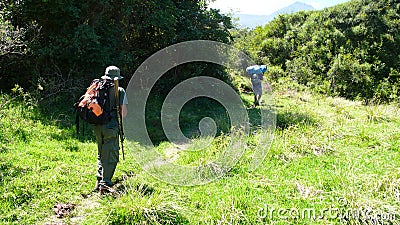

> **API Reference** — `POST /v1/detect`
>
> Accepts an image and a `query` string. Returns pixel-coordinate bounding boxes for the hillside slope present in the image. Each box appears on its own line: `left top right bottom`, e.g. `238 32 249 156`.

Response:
238 0 400 102
1 81 399 224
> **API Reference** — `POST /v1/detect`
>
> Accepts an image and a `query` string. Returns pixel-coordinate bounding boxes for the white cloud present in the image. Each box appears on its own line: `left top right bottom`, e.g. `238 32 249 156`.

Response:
209 0 294 15
208 0 350 15
308 2 323 9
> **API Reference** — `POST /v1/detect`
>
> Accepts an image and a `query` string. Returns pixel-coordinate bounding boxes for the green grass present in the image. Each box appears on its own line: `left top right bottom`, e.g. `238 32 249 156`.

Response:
1 83 399 224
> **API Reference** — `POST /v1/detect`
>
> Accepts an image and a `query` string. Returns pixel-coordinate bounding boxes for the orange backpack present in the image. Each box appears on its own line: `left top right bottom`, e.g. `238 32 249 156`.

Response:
75 79 115 131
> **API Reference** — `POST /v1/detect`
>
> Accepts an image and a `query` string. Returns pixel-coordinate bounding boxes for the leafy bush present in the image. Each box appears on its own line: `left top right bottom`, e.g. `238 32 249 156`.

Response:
328 53 373 99
235 0 400 102
373 77 400 104
0 0 233 97
266 65 286 81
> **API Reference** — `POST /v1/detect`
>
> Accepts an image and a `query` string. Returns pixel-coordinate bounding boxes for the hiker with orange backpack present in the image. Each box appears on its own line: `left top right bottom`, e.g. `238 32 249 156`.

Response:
94 66 127 193
76 65 128 194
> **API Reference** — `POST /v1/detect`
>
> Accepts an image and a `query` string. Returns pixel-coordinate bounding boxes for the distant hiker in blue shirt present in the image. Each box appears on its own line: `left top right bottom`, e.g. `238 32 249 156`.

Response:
246 65 267 107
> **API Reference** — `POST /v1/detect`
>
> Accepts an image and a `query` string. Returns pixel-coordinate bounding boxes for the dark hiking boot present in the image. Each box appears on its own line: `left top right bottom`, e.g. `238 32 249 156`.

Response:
99 184 115 195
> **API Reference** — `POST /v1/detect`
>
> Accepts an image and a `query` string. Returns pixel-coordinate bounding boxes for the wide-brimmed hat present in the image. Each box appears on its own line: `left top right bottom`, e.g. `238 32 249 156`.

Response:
101 66 124 80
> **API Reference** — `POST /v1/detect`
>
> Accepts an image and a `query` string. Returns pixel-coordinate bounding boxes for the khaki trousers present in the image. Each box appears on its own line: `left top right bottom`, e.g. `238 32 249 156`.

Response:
93 125 119 186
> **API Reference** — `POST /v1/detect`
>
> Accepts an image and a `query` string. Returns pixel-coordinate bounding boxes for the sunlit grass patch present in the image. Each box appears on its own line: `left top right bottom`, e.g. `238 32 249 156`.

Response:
1 87 400 224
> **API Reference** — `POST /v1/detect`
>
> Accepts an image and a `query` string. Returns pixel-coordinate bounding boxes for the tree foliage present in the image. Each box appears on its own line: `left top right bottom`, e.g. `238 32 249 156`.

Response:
235 0 400 102
0 0 232 97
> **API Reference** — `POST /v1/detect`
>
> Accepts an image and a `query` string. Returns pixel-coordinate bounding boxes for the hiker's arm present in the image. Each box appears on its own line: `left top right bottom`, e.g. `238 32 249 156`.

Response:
121 104 127 118
118 88 128 118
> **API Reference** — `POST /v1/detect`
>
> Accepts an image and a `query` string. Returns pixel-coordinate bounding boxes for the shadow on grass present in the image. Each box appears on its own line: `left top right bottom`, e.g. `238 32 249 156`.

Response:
247 107 263 129
140 105 318 146
36 96 97 143
145 97 231 146
276 111 317 129
27 88 318 148
247 106 317 130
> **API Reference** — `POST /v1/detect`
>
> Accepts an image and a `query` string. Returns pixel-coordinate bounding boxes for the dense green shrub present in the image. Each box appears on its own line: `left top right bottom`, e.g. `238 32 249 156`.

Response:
0 0 233 97
234 0 400 102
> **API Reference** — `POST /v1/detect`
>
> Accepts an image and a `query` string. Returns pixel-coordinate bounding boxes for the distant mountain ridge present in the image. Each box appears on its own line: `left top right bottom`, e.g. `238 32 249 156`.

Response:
234 1 315 28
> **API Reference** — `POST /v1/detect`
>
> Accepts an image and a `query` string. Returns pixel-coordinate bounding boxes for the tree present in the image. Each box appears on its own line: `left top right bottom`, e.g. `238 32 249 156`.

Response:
0 11 39 88
0 0 233 97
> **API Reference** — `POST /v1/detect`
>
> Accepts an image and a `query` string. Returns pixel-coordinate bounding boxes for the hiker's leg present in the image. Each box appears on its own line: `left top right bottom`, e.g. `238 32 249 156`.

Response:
102 148 119 186
102 159 117 186
99 127 119 187
93 125 104 186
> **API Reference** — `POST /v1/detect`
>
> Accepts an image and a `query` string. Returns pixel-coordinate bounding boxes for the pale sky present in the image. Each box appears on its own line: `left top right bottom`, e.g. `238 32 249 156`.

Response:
208 0 351 15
